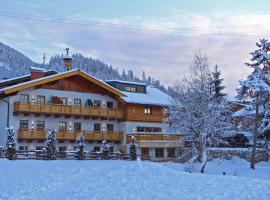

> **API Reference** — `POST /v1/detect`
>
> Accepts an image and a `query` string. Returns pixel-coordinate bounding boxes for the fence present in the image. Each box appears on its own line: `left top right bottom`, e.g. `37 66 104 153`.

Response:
0 149 150 161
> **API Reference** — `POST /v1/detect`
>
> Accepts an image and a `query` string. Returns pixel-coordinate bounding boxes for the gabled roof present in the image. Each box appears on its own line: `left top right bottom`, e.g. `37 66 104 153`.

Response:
0 69 125 97
121 85 171 106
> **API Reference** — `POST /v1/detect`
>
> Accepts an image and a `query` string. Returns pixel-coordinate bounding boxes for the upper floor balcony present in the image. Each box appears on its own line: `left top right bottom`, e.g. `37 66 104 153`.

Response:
17 129 123 142
14 102 124 119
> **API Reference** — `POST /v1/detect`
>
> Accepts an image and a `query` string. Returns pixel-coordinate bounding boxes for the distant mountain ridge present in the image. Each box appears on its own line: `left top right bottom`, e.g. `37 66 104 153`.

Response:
0 41 175 95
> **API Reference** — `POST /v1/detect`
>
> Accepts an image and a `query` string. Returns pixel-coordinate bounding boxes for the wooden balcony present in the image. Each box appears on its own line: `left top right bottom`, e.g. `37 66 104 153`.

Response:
14 102 123 119
126 133 183 143
17 129 122 142
18 129 46 140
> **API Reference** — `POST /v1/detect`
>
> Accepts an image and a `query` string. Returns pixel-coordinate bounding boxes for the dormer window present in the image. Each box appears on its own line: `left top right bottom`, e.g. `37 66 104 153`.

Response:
126 86 136 92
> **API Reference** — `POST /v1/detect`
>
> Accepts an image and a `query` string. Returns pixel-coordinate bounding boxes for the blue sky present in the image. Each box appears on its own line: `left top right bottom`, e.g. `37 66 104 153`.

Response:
1 0 270 97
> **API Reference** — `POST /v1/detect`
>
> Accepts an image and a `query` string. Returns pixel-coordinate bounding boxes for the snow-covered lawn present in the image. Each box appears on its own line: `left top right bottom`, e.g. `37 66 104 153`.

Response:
0 159 270 200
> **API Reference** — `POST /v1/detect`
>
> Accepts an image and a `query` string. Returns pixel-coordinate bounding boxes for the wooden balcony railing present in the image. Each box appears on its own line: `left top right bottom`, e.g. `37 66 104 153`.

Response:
14 102 123 119
126 133 183 143
17 129 123 142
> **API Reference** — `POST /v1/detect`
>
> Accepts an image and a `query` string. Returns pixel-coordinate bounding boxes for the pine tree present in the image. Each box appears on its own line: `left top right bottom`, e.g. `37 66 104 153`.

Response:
246 39 270 73
210 65 226 101
129 136 137 160
75 133 85 160
44 130 57 160
237 67 270 169
100 140 110 159
6 127 16 160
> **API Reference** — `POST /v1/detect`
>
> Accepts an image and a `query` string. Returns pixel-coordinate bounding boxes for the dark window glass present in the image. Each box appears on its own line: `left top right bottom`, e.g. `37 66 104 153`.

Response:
94 123 101 132
19 146 28 151
155 148 164 158
136 127 161 133
107 124 114 132
107 101 113 108
36 121 45 130
94 146 100 152
20 120 28 129
74 122 81 131
59 146 67 152
94 100 101 108
36 146 43 150
59 122 67 131
20 94 29 103
85 99 93 107
74 98 81 106
37 96 45 104
167 148 175 158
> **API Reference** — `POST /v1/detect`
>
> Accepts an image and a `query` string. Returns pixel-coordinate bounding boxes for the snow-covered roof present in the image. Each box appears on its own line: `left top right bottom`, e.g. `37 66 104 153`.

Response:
30 66 47 72
0 69 57 84
121 85 171 106
106 80 147 86
232 106 264 118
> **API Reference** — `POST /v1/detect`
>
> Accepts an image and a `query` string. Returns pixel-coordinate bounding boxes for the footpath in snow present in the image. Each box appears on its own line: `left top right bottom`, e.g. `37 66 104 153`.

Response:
0 159 269 200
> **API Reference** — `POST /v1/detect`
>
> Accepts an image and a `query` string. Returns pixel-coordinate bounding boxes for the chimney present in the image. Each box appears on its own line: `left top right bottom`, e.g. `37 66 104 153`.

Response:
63 48 73 71
30 67 45 80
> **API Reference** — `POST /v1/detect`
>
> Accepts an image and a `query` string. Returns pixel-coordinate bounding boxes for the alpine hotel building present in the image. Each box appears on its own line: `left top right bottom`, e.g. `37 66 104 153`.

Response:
0 55 183 160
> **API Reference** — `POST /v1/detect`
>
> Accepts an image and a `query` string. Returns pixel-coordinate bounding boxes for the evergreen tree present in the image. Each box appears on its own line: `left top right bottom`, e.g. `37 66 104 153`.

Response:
44 130 57 160
210 65 226 101
237 67 270 169
246 39 270 73
75 133 85 160
100 140 110 159
6 127 16 160
129 136 137 160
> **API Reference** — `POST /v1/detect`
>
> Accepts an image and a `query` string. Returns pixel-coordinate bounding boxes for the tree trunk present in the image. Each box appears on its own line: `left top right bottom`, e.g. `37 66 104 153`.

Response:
251 93 259 169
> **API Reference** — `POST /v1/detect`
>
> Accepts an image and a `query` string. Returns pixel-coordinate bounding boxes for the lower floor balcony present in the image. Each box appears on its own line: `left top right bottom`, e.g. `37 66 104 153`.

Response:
17 129 123 142
126 133 183 148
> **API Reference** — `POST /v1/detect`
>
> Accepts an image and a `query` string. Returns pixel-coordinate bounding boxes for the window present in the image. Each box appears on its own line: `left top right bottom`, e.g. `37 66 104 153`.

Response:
107 101 114 108
60 97 67 105
125 86 136 92
19 146 28 151
107 124 114 132
59 146 67 152
20 94 29 103
74 98 81 106
74 122 81 131
155 148 164 158
94 123 101 132
94 146 100 152
36 121 45 130
36 146 44 151
167 148 175 158
59 122 67 132
136 127 162 133
20 120 28 130
85 99 93 107
94 100 101 108
37 96 45 104
144 106 152 115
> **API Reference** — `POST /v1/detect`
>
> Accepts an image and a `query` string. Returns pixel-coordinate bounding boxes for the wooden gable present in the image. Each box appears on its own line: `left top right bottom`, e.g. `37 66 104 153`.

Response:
39 75 113 95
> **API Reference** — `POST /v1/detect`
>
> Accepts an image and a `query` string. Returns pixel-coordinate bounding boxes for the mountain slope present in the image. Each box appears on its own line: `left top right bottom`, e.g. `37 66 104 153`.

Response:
0 42 172 94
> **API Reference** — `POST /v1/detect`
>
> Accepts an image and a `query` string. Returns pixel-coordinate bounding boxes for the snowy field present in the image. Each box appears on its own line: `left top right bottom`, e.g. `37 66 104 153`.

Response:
0 159 270 200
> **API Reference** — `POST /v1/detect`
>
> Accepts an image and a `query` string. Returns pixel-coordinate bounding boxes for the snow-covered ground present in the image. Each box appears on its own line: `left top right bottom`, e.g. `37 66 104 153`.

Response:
0 158 269 200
